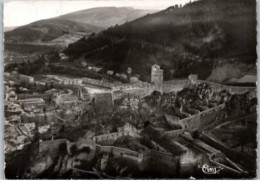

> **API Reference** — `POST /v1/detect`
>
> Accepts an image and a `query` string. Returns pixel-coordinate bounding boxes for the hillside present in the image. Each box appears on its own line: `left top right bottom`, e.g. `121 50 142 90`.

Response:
4 26 17 32
64 0 256 83
5 19 101 47
57 7 157 29
5 7 155 54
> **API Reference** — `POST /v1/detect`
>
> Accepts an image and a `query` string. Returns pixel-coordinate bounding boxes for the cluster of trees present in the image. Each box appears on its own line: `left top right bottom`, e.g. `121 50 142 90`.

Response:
14 56 45 75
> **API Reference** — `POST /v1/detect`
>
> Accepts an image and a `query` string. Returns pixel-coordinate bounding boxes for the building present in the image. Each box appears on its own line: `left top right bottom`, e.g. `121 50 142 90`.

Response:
59 53 69 61
130 76 139 84
117 122 139 133
92 66 102 72
4 102 23 117
107 70 114 75
18 98 45 112
151 64 164 94
18 93 52 102
54 93 79 107
77 88 91 102
188 74 198 85
19 74 34 84
94 92 114 114
62 78 82 86
21 111 57 125
6 115 21 124
6 91 17 102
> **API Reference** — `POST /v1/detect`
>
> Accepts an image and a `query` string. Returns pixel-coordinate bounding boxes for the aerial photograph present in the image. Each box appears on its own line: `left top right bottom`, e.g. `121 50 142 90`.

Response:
3 0 257 179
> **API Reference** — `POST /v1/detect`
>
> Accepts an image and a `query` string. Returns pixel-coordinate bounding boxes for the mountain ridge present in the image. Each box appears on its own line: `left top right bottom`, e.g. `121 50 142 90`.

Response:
57 7 157 28
5 7 155 49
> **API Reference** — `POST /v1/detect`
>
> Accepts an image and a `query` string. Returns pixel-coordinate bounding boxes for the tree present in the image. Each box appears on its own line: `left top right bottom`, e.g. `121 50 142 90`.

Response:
192 130 199 139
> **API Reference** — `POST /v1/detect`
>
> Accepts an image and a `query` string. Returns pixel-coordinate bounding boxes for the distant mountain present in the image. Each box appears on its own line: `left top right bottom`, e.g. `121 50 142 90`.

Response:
64 0 256 83
57 7 157 29
4 26 17 32
5 19 101 47
5 7 155 52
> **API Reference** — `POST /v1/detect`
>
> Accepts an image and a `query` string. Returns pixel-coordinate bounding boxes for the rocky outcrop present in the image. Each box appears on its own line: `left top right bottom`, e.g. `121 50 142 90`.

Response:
6 139 97 179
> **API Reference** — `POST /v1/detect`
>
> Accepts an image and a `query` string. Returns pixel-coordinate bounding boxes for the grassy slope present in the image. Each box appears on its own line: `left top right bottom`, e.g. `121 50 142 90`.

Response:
57 7 156 28
5 19 100 43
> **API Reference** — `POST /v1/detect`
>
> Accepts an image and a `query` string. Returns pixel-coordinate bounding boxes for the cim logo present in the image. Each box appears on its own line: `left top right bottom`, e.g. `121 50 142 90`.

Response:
201 164 223 174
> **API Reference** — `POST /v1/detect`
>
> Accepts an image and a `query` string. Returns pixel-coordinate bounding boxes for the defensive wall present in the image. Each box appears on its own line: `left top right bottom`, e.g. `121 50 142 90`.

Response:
112 84 156 100
165 129 183 137
96 143 180 173
18 93 52 102
93 131 141 145
82 77 115 89
179 104 225 132
163 79 189 93
163 104 225 134
197 80 256 97
112 78 256 101
163 79 256 97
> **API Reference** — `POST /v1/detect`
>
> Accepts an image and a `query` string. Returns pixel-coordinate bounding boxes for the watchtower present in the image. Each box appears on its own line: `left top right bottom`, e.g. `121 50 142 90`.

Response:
151 64 164 94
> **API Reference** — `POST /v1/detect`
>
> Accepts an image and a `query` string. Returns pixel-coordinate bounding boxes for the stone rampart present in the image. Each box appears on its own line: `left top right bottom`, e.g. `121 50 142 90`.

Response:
113 84 156 100
197 80 256 97
165 129 183 137
93 131 140 144
82 77 114 88
163 79 256 96
96 143 180 168
179 104 225 132
163 79 189 93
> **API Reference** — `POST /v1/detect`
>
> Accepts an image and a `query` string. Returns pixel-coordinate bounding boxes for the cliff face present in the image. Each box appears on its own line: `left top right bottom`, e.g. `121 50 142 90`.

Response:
5 139 98 179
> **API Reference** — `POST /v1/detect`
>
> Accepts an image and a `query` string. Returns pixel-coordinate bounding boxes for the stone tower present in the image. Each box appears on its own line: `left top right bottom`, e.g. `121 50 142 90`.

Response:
77 88 83 100
151 64 164 94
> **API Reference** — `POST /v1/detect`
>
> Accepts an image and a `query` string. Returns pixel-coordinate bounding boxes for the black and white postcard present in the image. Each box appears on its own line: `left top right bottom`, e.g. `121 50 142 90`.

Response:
3 0 257 179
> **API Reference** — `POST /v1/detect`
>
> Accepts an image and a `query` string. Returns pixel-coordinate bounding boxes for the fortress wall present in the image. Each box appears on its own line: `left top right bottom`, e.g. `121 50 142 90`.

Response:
180 114 200 131
112 146 139 157
96 144 139 157
165 129 183 137
82 77 114 88
96 143 191 176
162 79 255 96
150 140 167 152
113 78 255 101
198 80 256 97
180 104 225 132
163 79 189 93
113 84 156 100
96 143 179 165
94 131 140 143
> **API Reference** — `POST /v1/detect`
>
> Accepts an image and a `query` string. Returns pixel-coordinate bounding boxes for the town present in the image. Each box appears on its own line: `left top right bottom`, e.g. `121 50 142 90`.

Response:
4 59 257 178
3 0 257 178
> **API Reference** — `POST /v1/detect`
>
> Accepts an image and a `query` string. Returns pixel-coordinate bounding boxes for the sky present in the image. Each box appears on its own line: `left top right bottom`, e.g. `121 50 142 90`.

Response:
4 0 193 27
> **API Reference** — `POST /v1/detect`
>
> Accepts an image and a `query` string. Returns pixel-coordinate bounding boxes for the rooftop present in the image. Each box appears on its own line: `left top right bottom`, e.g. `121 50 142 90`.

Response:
60 94 78 103
18 98 45 104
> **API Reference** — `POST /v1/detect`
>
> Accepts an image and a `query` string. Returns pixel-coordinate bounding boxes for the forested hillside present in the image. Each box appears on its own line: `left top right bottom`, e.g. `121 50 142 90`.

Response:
64 0 256 82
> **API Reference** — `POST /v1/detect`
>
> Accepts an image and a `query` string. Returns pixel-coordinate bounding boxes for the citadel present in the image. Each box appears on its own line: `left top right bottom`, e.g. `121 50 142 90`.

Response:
4 63 257 178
